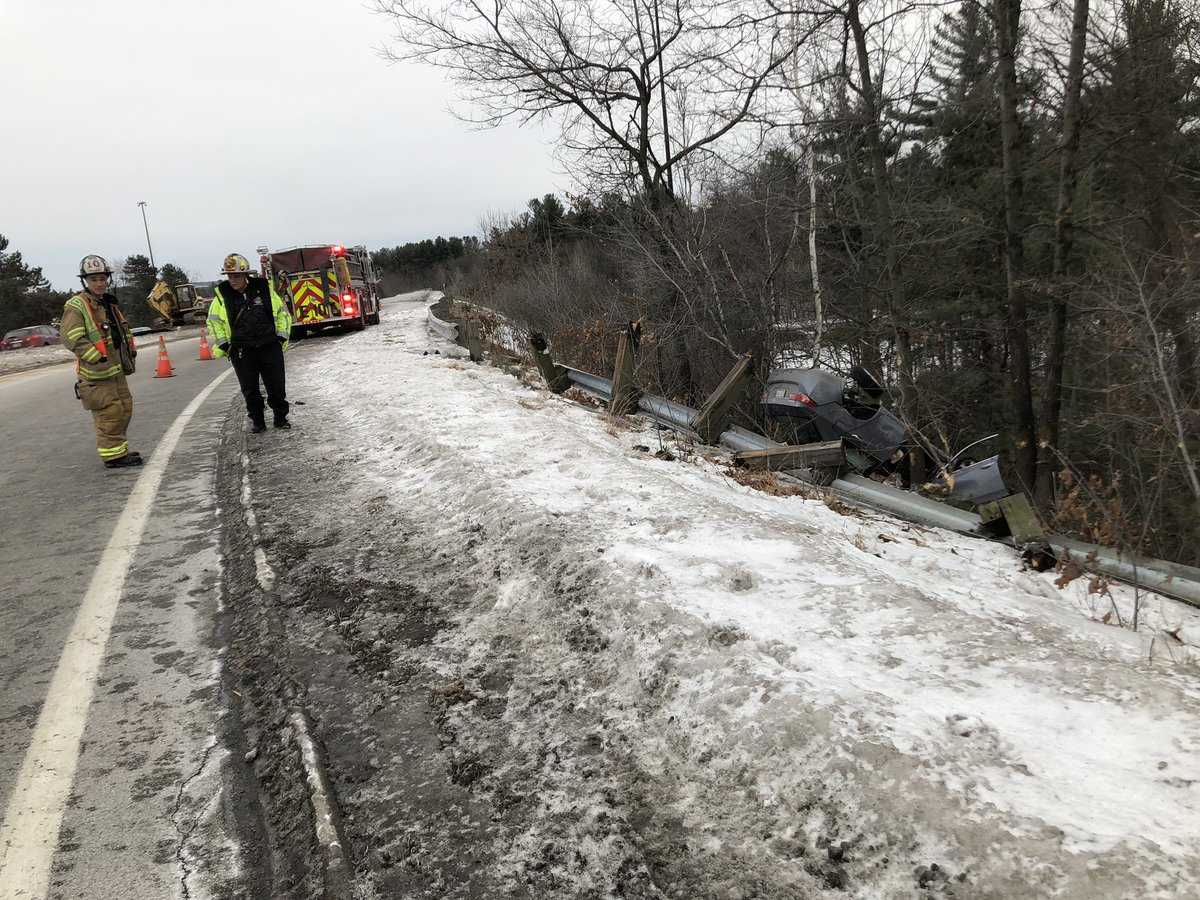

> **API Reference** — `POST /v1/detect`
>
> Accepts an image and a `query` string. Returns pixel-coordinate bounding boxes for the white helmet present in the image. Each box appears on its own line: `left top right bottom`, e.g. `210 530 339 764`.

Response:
79 254 113 278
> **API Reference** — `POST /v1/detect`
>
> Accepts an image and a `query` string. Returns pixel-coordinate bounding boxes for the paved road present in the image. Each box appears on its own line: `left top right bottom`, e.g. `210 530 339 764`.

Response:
0 338 258 899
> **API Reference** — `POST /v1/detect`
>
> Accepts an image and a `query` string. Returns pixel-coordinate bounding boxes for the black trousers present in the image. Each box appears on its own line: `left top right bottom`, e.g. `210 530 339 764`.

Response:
231 341 289 423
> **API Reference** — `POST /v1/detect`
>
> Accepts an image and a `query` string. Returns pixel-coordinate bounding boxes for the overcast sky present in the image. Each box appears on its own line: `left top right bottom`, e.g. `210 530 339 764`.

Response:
3 0 561 290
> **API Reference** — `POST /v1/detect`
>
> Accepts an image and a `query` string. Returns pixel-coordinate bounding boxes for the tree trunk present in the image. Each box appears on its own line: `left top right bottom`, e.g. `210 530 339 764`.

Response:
995 0 1037 492
807 143 824 365
1035 0 1089 506
847 0 925 483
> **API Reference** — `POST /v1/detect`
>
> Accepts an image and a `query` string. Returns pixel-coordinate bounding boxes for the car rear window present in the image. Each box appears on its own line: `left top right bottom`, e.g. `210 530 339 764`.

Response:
4 328 38 339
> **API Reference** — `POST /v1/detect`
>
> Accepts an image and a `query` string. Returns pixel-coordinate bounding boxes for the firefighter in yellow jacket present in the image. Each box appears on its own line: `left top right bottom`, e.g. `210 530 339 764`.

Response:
60 254 142 468
207 253 293 432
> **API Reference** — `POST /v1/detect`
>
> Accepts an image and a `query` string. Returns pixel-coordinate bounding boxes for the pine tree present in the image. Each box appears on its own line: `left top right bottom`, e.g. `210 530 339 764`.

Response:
925 1 1001 183
898 3 1011 450
1089 0 1200 402
159 263 190 288
0 235 50 296
0 235 64 334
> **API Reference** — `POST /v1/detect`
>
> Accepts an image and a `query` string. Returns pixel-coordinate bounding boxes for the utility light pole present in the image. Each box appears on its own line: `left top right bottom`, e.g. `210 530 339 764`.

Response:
137 201 156 269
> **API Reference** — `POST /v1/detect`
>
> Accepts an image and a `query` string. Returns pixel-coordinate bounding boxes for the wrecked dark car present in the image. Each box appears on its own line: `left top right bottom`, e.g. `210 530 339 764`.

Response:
761 366 1008 505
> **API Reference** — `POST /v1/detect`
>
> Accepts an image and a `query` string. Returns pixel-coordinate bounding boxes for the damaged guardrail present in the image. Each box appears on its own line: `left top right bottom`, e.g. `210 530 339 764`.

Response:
526 327 1200 610
428 296 483 362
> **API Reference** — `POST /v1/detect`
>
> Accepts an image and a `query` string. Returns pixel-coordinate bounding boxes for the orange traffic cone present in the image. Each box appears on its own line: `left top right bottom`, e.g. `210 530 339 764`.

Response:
198 329 214 361
153 335 176 378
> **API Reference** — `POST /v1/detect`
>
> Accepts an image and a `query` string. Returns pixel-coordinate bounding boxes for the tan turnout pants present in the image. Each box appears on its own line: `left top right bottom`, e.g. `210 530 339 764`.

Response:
78 374 133 461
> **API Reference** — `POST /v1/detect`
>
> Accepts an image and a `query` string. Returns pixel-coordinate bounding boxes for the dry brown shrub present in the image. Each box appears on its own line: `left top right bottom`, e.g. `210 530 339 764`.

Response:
725 467 810 497
820 492 869 517
1051 470 1140 550
515 367 543 390
604 414 637 435
551 319 615 375
564 386 604 407
1054 556 1086 589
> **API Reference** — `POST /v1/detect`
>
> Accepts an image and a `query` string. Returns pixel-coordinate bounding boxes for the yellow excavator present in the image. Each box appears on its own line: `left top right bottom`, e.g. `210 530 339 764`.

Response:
146 281 214 329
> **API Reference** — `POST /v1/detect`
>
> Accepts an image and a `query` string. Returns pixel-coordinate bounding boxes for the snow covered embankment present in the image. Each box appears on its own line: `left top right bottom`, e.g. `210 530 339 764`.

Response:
275 292 1200 898
0 343 74 375
0 327 203 377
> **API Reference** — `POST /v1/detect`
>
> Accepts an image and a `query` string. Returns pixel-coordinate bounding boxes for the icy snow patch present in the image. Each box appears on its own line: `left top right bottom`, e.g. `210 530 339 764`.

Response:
277 291 1200 895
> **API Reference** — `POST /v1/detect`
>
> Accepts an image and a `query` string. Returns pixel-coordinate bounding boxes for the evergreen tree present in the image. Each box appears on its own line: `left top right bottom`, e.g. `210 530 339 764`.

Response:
527 194 566 243
160 263 190 287
902 2 1012 448
0 235 65 333
0 234 50 297
924 1 1000 181
118 254 158 297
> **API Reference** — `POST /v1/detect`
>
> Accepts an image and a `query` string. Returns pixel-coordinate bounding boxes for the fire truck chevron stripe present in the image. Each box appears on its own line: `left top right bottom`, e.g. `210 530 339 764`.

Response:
291 281 325 303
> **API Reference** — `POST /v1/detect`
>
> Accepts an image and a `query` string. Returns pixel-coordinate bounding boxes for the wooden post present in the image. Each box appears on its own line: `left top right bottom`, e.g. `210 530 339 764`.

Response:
464 317 483 363
529 332 570 393
978 493 1046 545
610 321 641 415
691 354 754 444
732 440 846 472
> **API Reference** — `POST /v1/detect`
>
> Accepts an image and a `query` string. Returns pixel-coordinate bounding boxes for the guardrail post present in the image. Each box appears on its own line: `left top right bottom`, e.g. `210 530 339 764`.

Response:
463 316 483 363
977 493 1046 546
691 354 754 444
610 321 641 416
529 332 570 393
732 440 846 472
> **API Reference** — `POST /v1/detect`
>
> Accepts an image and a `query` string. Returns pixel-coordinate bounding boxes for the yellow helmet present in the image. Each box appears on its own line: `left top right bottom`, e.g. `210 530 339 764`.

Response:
220 253 254 275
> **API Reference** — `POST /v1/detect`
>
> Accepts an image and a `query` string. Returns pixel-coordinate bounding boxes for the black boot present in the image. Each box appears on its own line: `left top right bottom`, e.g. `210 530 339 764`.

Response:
250 418 267 433
104 453 144 469
273 415 291 430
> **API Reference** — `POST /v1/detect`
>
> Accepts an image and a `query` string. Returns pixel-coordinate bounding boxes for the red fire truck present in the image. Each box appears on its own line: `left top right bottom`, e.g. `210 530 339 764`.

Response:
259 243 381 336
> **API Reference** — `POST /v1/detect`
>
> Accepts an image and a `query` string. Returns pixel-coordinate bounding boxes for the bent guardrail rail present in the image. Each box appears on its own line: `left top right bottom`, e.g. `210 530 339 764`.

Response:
541 352 1200 609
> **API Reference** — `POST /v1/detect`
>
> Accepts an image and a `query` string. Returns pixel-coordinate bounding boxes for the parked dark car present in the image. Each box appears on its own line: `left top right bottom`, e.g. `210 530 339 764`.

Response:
0 325 61 351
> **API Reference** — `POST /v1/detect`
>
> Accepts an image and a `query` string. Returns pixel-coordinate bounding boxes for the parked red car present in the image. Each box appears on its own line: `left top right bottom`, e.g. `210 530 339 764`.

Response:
0 325 61 351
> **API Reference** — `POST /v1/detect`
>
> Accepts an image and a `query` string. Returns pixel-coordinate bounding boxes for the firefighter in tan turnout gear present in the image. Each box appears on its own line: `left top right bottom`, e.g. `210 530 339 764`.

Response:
60 255 142 468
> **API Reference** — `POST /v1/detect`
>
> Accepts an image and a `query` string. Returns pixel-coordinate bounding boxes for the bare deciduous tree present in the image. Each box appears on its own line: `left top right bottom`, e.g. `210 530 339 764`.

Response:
375 0 829 204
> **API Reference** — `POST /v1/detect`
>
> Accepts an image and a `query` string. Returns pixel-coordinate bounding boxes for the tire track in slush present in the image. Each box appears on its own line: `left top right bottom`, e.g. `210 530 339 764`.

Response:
238 448 350 897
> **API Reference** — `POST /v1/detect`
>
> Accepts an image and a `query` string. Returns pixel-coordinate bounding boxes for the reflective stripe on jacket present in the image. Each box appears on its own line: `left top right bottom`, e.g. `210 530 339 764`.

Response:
207 277 292 359
61 293 131 381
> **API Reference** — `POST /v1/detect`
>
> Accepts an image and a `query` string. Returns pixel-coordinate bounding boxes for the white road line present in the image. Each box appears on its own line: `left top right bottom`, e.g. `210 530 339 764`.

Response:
0 368 233 900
